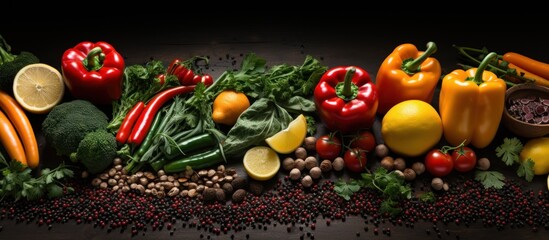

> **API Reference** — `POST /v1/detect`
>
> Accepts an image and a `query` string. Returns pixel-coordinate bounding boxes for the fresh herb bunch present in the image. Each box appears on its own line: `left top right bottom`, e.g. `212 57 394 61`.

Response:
107 60 179 133
335 167 412 216
495 137 535 182
0 154 74 201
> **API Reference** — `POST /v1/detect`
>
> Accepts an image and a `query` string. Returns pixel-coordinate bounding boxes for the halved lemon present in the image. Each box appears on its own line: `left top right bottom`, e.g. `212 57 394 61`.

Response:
243 146 280 181
265 114 307 154
13 63 64 114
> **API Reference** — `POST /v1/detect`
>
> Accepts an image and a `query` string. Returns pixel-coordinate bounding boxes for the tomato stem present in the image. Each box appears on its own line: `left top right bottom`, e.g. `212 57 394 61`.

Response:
440 140 466 154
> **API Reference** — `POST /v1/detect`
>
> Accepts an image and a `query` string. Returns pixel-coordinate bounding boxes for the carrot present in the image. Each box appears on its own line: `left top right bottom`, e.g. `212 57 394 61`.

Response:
0 110 27 166
503 52 549 81
507 63 549 88
0 90 39 168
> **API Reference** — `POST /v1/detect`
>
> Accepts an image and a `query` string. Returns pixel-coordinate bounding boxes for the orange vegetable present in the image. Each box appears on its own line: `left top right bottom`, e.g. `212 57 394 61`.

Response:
503 52 549 81
507 62 549 88
0 110 27 166
0 90 39 168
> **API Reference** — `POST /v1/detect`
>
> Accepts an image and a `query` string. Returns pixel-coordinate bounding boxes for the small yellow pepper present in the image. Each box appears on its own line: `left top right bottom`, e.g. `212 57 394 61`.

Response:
439 52 506 149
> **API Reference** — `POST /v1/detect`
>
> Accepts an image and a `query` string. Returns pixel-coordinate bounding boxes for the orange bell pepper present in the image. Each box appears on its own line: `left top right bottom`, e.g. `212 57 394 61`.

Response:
376 42 441 115
439 52 506 149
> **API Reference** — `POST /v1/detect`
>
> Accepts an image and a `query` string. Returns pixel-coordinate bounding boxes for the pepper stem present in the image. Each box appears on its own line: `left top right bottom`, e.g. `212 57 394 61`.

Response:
83 47 105 72
342 67 356 98
471 52 497 85
403 42 437 74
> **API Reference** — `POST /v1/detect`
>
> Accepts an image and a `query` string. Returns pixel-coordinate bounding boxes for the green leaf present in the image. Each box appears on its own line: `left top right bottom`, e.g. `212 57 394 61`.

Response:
45 174 54 184
334 179 362 201
495 137 523 166
222 98 293 158
46 184 63 198
380 199 401 216
41 168 51 175
475 170 505 189
517 158 535 182
419 192 436 203
276 96 316 114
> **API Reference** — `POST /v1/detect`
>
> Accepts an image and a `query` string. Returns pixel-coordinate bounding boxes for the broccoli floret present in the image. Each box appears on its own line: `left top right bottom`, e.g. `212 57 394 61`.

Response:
70 129 117 174
0 35 39 93
42 100 109 157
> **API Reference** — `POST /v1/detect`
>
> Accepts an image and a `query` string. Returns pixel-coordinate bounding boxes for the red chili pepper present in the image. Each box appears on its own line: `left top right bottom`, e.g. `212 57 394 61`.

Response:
128 85 196 145
313 66 378 134
116 101 145 144
61 41 125 105
192 74 213 87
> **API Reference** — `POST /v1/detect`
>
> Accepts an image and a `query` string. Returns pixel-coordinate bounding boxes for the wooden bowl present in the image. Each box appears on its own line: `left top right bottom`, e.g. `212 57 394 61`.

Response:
502 84 549 138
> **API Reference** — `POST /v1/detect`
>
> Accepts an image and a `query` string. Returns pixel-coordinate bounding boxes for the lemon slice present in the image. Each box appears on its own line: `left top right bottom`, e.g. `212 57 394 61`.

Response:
243 146 280 181
265 114 307 154
13 63 64 114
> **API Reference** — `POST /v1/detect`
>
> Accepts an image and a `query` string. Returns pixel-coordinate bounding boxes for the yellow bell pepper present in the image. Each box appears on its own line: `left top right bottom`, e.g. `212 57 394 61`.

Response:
439 52 506 149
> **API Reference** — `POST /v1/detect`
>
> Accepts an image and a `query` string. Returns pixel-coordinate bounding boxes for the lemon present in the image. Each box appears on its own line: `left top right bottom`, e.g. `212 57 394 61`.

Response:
381 100 442 157
243 146 280 181
13 63 64 114
520 137 549 175
265 114 307 154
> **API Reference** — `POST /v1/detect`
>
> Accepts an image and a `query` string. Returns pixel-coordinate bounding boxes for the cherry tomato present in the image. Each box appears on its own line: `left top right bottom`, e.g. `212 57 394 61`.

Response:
193 74 214 87
179 69 194 86
167 58 183 75
424 149 454 177
343 148 367 173
315 134 342 160
451 146 477 173
350 130 376 152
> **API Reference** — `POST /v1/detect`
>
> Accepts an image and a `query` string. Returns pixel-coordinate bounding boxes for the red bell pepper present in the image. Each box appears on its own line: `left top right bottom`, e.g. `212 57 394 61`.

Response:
61 41 125 105
314 66 378 134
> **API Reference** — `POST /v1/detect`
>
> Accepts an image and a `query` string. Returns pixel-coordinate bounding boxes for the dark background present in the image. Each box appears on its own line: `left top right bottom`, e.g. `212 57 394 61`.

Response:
2 13 549 239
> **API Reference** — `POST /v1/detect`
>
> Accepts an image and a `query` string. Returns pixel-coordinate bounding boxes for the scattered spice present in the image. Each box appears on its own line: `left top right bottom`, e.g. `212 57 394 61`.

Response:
393 158 406 171
412 162 425 175
431 178 444 191
380 156 394 171
295 147 307 160
283 157 295 171
303 136 317 151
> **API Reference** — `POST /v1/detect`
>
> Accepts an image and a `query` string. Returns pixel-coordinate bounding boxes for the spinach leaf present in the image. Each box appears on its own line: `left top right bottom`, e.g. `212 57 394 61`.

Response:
222 98 293 158
277 96 316 114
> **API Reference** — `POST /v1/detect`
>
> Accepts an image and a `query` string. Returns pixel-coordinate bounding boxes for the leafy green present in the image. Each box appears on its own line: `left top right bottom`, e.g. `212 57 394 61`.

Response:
494 137 535 182
222 98 293 158
108 60 179 132
495 137 523 166
0 159 74 201
475 170 505 189
517 158 535 182
419 192 436 203
335 168 412 216
334 179 362 201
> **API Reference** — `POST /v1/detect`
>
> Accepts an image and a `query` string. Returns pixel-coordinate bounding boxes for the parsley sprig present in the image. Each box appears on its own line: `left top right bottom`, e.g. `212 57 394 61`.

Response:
495 137 535 182
335 168 412 215
0 155 74 201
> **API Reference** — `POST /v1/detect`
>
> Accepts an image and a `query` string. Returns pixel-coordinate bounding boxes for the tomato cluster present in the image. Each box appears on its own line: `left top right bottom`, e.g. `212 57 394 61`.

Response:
424 144 477 177
166 58 213 87
315 130 375 173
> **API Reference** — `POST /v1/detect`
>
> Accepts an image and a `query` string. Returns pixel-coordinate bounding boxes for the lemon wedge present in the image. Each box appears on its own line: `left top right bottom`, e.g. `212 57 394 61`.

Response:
13 63 64 114
265 114 307 154
243 146 280 181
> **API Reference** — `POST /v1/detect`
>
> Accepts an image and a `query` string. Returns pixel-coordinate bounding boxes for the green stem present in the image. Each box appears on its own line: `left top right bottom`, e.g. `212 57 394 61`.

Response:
403 42 437 74
0 47 15 63
83 47 105 71
440 140 466 154
471 52 497 85
342 67 356 99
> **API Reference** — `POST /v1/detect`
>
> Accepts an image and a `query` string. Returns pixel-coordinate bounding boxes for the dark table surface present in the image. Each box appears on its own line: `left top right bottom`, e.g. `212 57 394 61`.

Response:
1 15 549 239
